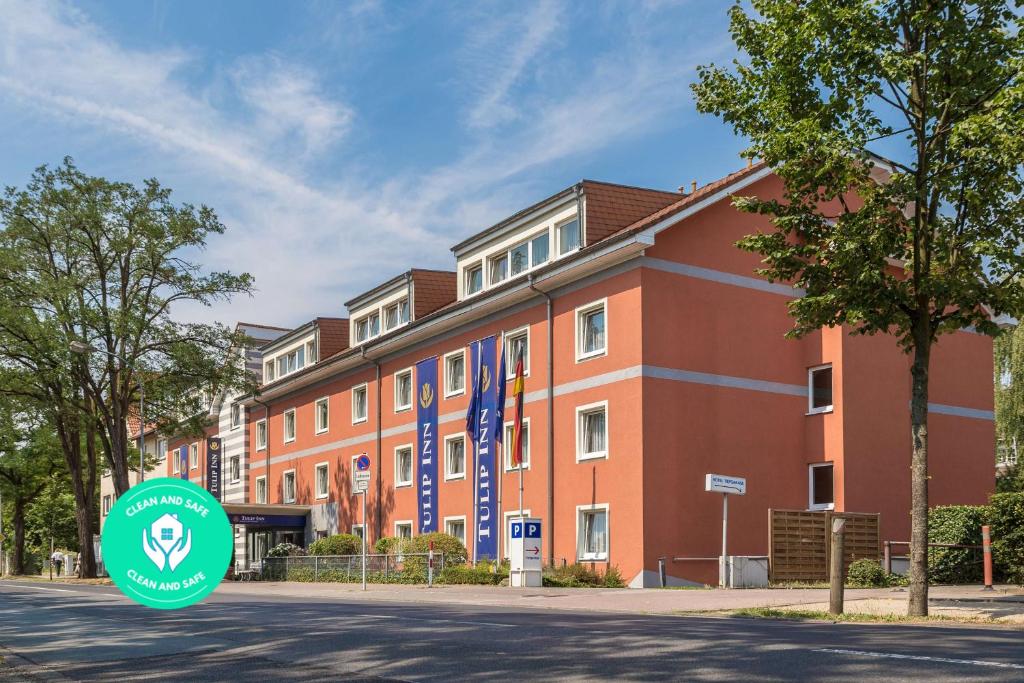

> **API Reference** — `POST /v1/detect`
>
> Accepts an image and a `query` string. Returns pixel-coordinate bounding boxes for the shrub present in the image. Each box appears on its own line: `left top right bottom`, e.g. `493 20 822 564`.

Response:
309 534 362 556
439 564 506 585
542 563 622 588
928 505 987 584
267 543 306 558
602 565 625 588
375 536 399 555
989 492 1024 585
402 533 468 570
846 559 888 588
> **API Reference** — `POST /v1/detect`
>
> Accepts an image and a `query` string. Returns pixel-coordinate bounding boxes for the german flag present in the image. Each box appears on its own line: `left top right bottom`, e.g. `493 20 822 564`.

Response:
510 352 525 467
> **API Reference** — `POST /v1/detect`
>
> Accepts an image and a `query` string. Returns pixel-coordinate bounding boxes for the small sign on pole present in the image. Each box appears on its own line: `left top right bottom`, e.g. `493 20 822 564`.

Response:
705 473 747 588
353 454 370 591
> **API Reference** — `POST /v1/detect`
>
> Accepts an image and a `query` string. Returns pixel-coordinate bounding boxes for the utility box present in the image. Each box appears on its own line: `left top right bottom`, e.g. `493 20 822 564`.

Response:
509 517 543 588
727 556 769 588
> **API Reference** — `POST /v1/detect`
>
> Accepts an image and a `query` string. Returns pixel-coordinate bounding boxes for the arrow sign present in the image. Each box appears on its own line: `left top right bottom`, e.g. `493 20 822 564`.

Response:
526 545 540 555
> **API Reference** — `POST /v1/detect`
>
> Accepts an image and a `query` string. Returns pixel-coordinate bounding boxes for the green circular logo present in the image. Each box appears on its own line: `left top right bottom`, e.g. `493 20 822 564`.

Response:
101 478 232 610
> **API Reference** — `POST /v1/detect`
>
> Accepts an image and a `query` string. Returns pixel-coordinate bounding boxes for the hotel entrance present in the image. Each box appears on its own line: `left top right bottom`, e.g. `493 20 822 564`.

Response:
222 503 311 570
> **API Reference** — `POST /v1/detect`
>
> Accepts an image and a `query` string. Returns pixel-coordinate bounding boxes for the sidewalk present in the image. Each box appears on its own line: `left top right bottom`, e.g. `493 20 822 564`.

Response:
214 581 1024 619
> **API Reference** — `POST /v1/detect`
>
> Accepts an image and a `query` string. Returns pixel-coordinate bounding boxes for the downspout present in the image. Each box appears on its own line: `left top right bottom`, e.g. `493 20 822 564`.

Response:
361 346 383 541
529 274 555 566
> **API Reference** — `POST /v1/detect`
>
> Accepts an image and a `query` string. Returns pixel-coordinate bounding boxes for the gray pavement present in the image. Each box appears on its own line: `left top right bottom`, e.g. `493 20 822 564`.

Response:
1 580 1023 681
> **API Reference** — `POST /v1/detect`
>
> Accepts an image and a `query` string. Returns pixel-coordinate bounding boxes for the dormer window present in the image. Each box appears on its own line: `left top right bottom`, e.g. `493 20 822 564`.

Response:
557 218 581 255
264 360 275 382
531 232 550 266
355 312 382 343
276 347 305 378
466 263 483 295
306 340 317 364
489 253 509 285
384 298 411 331
510 242 529 277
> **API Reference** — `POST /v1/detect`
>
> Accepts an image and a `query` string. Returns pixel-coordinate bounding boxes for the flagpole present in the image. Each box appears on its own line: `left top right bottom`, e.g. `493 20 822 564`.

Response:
496 333 504 567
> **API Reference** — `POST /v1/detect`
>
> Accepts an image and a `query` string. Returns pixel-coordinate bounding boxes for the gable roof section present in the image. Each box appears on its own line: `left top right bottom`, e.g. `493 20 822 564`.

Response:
315 317 350 359
582 180 681 245
412 269 456 319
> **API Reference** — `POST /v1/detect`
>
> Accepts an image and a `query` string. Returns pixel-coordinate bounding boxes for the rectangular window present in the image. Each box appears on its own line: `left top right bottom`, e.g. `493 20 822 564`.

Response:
445 517 466 545
189 443 198 469
315 397 329 434
368 312 380 338
399 298 410 324
504 419 530 470
352 524 365 540
510 241 530 276
264 360 275 382
283 409 296 443
531 232 550 266
445 435 466 480
172 449 181 474
395 521 413 539
355 317 369 343
557 217 581 255
394 368 413 412
808 365 833 414
505 327 529 376
576 402 608 461
385 303 399 330
315 462 329 499
577 505 609 561
307 340 317 364
809 463 835 510
444 350 465 397
229 456 240 483
278 356 288 377
576 300 607 360
283 470 296 504
157 439 168 462
489 253 508 285
103 495 111 516
465 263 483 295
255 476 267 504
256 419 267 451
352 384 368 423
395 445 413 487
230 402 242 429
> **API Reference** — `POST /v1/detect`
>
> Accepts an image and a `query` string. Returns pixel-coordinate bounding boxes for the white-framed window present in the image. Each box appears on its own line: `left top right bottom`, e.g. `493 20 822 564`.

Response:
444 516 466 545
489 252 509 286
394 521 413 539
503 419 530 470
283 408 296 443
576 504 609 561
809 463 835 511
157 438 168 462
384 299 410 331
230 402 242 429
576 401 608 461
444 434 466 480
276 348 305 378
256 419 267 451
530 231 550 267
264 360 275 382
255 476 267 504
557 217 581 255
444 350 465 397
465 262 484 296
503 509 531 558
394 368 413 412
394 444 414 487
352 524 365 540
576 299 607 361
172 447 181 474
315 462 329 499
315 397 329 434
102 495 111 516
352 384 368 424
282 469 296 504
354 312 381 343
229 456 240 483
808 364 833 414
504 326 530 376
189 443 199 469
306 340 318 364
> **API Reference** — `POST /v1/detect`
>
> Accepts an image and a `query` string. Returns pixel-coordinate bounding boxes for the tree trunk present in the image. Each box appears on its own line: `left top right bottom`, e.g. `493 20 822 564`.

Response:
56 416 97 578
12 499 26 575
908 336 931 617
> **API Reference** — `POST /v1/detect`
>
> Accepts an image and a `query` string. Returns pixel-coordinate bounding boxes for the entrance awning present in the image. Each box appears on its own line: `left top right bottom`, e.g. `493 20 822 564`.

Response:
222 503 310 528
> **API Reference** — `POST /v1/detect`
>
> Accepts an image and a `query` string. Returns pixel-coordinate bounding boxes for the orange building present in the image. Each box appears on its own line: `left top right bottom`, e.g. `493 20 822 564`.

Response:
169 161 996 587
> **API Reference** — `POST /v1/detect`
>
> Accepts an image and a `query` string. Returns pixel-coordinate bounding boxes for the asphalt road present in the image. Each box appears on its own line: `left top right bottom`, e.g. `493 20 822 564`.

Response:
1 581 1023 682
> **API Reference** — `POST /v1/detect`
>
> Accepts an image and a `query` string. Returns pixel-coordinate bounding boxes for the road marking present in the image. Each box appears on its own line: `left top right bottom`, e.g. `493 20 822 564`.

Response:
0 583 73 593
816 648 1024 670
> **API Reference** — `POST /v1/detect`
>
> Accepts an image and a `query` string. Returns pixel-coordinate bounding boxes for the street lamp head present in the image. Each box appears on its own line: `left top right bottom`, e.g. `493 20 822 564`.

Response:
69 341 96 355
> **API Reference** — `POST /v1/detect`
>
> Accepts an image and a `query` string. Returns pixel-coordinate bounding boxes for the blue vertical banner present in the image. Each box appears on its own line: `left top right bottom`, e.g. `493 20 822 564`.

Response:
178 446 188 480
473 336 498 560
416 356 439 533
206 437 222 501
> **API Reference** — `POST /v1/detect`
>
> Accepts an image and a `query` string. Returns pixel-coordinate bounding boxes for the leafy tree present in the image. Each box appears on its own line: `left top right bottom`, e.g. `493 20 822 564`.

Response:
693 1 1024 615
0 160 254 576
995 324 1024 466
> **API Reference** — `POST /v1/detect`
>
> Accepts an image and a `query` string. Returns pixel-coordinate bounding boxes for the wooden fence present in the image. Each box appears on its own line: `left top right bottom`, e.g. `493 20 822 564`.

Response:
768 509 880 583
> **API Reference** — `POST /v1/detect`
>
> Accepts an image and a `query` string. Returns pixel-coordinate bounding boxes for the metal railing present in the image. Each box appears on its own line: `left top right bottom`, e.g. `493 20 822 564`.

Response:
262 553 445 582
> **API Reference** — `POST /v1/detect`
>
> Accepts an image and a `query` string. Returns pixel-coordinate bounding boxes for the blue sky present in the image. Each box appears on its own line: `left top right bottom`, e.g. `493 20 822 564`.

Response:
0 0 747 327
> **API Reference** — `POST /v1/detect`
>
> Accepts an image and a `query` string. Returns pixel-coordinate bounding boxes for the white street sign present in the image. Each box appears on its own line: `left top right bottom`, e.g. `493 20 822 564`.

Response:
354 470 371 494
704 473 746 495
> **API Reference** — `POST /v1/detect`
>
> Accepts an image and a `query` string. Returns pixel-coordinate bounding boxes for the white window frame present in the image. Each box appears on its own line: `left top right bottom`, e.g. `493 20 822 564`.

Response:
230 402 242 430
503 509 531 559
306 340 318 364
264 360 275 382
576 503 610 561
314 397 330 434
575 401 609 462
488 251 509 287
556 216 582 256
189 443 199 470
157 438 168 463
314 461 329 499
808 462 835 511
352 524 365 540
444 515 467 545
503 325 530 377
352 383 368 424
394 367 413 413
443 349 466 398
464 261 484 297
444 433 467 481
283 408 296 443
575 298 608 362
256 419 267 451
807 364 834 415
282 469 296 504
255 475 267 504
503 418 530 470
229 455 240 483
172 447 181 474
394 443 414 488
394 520 414 539
103 495 112 516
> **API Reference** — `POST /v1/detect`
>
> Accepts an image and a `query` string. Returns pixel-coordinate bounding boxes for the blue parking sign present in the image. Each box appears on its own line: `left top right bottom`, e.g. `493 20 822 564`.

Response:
525 522 541 538
511 522 523 538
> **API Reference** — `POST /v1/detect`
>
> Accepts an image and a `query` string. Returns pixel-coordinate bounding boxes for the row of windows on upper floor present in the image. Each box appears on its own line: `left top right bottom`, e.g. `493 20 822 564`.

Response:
263 340 318 383
353 297 411 344
463 217 581 297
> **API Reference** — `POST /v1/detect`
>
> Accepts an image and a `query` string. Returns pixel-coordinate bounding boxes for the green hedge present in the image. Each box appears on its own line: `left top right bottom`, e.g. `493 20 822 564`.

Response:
542 563 625 588
928 505 987 584
267 542 305 558
989 493 1024 584
438 564 506 585
309 534 362 556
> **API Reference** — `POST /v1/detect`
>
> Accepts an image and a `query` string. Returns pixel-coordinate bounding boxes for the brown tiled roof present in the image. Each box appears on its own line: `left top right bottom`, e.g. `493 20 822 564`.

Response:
412 269 457 319
582 180 681 245
316 317 350 358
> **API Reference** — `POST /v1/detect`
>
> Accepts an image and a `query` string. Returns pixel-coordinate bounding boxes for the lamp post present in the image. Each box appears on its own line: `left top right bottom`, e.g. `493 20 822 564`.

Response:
70 341 146 484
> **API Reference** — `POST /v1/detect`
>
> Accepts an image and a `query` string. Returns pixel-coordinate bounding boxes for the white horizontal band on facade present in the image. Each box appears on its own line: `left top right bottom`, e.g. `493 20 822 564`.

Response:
642 257 807 298
926 402 994 421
